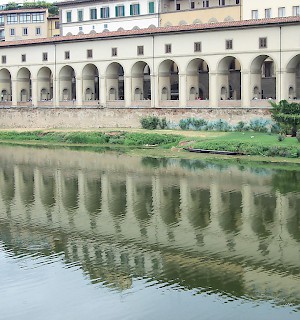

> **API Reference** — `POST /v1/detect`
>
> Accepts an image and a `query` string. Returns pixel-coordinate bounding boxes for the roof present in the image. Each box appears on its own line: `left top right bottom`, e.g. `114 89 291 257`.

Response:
0 16 299 48
0 8 47 15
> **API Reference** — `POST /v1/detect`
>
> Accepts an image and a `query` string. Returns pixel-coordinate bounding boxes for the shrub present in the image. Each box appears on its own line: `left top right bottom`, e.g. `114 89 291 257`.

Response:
159 117 168 129
277 133 286 142
124 132 180 146
207 119 232 132
140 116 160 130
179 119 190 130
234 121 248 132
249 118 271 132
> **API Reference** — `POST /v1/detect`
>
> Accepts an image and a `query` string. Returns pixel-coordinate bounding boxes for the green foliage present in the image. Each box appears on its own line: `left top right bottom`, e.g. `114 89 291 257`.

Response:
178 118 207 130
5 1 58 15
5 2 20 10
270 100 300 136
296 131 300 143
158 117 168 129
124 133 180 146
277 133 286 142
248 118 271 132
234 121 249 132
206 119 231 132
140 116 160 130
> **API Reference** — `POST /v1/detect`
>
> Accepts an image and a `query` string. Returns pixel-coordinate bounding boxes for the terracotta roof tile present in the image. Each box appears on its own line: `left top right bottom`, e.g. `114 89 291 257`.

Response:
0 16 299 48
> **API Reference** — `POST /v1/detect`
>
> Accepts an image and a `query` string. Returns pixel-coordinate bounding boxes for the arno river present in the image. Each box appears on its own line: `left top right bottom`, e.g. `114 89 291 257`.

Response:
0 145 299 320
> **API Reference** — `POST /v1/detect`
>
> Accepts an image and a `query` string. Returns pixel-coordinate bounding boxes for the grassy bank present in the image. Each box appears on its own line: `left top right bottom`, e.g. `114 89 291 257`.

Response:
0 129 299 162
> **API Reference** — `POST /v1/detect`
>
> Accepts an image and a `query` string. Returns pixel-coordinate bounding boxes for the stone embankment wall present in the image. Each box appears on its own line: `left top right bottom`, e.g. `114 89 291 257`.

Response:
0 107 271 129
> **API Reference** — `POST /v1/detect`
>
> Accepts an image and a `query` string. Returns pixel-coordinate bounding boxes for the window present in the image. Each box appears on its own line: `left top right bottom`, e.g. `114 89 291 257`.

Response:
78 10 83 21
32 13 44 22
101 7 110 18
79 26 82 32
0 15 4 25
2 55 6 64
112 47 117 56
292 6 300 16
9 28 15 36
66 11 72 22
90 8 97 20
236 0 240 4
176 3 181 10
21 54 26 62
87 49 93 58
36 27 41 35
191 2 195 9
42 52 48 61
203 1 209 8
219 0 225 6
259 37 267 48
251 10 258 19
22 27 28 36
278 7 285 17
165 44 172 53
194 42 201 52
137 45 144 55
19 13 31 23
7 14 18 24
265 8 271 18
226 39 233 50
149 2 155 13
115 5 125 17
130 4 140 15
55 21 59 29
65 51 70 59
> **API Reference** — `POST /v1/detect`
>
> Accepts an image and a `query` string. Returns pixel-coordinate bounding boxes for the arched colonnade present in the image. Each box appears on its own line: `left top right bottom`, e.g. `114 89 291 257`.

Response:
0 53 300 108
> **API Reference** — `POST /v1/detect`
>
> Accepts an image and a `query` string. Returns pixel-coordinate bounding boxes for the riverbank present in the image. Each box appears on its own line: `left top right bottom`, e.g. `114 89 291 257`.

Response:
0 128 299 165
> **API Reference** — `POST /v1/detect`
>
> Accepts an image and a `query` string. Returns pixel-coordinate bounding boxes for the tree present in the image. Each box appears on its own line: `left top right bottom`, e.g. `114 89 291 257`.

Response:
270 100 300 136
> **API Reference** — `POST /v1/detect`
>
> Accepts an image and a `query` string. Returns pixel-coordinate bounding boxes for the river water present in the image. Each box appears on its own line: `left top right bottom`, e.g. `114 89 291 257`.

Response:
0 145 299 320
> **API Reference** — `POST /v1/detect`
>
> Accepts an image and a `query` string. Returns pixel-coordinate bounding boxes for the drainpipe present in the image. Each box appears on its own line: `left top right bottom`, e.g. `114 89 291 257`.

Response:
279 25 282 102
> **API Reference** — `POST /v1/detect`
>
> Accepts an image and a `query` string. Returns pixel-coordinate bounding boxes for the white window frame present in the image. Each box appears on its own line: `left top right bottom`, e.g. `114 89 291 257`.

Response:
251 10 258 19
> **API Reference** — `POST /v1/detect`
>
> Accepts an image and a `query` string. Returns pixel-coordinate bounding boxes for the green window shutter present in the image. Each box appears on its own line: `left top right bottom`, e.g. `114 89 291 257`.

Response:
100 8 103 18
149 2 154 13
107 7 110 17
115 6 118 17
130 5 133 15
121 5 125 16
137 4 140 14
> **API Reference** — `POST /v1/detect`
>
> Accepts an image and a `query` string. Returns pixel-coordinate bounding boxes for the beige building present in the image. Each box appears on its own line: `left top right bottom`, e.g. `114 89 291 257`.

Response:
243 0 300 20
0 8 58 41
160 0 242 26
47 15 60 37
0 17 299 128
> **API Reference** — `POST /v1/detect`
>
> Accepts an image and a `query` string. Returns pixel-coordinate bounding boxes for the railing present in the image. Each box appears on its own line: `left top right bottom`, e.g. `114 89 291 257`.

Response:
106 100 125 108
250 99 273 108
0 101 12 107
159 100 180 108
131 100 151 108
59 101 77 107
218 100 242 108
187 100 209 108
17 102 33 107
38 101 54 107
82 100 101 107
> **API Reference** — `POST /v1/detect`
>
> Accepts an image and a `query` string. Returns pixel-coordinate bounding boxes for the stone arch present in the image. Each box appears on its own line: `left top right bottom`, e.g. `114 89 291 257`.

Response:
37 67 53 101
148 24 156 29
78 31 84 35
131 61 151 100
218 56 241 100
224 16 234 22
117 27 124 31
66 32 73 36
286 54 300 99
89 29 96 34
250 55 276 99
158 59 179 100
59 65 76 101
82 63 99 101
132 26 140 30
106 62 124 100
179 20 187 26
17 67 31 102
193 19 202 24
208 17 218 23
0 68 12 101
186 58 209 100
103 29 109 33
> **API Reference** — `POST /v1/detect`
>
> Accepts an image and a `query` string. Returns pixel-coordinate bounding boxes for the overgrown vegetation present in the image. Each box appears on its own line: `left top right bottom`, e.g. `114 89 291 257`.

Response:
270 100 300 137
140 116 168 130
5 1 58 15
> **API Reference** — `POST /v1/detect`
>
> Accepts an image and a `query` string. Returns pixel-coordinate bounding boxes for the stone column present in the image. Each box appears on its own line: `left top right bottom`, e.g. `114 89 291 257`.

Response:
31 78 38 107
209 71 218 108
100 75 106 107
76 77 83 107
124 74 131 108
54 74 59 107
151 73 158 108
179 73 187 108
241 70 251 108
11 78 18 106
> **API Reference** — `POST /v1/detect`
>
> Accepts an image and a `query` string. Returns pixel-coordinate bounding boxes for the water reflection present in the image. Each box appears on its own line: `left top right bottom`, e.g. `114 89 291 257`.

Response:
0 145 299 317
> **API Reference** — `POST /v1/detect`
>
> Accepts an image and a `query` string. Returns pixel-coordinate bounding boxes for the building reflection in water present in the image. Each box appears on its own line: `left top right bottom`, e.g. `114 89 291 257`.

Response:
0 146 299 306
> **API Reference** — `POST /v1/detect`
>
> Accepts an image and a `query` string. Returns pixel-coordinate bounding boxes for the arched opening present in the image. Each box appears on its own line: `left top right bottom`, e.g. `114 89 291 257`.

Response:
218 56 241 100
106 62 124 100
0 68 12 102
158 59 179 101
37 67 53 101
59 65 76 101
82 63 99 101
17 67 31 102
131 61 151 101
286 54 300 100
251 55 276 100
187 58 209 100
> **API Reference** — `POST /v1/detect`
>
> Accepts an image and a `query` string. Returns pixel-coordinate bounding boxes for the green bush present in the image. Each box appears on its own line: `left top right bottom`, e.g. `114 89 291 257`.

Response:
249 119 271 132
277 133 286 142
159 117 168 129
124 133 180 146
234 121 249 132
140 116 160 130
